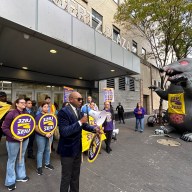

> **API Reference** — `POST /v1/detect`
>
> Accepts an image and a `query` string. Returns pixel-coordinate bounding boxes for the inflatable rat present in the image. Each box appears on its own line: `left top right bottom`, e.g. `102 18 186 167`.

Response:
149 58 192 141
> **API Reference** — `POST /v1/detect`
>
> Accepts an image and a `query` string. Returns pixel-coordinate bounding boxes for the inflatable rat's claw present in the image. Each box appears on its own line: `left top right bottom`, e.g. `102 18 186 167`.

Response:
180 133 192 142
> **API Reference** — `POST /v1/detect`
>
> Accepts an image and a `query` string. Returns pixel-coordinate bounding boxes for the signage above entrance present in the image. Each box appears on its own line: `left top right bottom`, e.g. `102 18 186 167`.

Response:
50 0 131 51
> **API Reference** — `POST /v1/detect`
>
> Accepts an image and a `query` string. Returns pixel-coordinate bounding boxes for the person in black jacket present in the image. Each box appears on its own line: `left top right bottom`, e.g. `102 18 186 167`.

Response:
116 102 125 124
25 98 36 159
57 92 100 192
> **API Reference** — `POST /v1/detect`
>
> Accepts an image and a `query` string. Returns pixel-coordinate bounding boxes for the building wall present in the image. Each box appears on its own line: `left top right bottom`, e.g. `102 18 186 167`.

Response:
151 66 168 111
99 78 140 112
0 0 167 114
74 0 167 114
139 63 168 114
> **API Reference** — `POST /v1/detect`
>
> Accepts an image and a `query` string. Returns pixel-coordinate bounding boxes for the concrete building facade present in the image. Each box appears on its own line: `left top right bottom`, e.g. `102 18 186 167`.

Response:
0 0 165 114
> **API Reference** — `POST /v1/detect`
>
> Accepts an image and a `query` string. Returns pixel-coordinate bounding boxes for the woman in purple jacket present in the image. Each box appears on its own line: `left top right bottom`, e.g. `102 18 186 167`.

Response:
134 102 146 133
2 98 29 191
103 101 114 154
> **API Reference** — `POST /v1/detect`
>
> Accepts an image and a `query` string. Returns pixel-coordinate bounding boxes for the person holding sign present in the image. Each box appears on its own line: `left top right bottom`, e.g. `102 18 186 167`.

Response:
35 101 55 176
2 98 30 191
57 92 100 192
83 101 106 152
103 101 114 154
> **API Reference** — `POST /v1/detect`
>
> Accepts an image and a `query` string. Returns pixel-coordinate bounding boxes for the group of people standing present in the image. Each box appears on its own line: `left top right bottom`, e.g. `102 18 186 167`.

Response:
0 90 146 192
0 93 56 191
0 92 115 192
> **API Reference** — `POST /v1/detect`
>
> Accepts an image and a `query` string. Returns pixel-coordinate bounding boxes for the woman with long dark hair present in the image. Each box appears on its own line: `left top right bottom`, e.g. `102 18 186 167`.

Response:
35 101 54 176
2 98 29 191
134 102 146 133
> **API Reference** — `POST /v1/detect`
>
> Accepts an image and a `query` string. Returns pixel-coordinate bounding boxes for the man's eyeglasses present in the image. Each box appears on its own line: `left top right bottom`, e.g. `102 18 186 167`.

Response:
73 98 83 101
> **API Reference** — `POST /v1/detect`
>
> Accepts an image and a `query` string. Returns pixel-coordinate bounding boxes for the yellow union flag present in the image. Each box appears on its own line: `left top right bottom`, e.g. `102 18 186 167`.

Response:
168 93 185 115
0 101 11 119
82 116 106 152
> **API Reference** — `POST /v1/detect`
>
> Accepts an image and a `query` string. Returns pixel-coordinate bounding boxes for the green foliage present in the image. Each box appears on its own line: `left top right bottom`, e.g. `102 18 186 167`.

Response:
115 0 192 67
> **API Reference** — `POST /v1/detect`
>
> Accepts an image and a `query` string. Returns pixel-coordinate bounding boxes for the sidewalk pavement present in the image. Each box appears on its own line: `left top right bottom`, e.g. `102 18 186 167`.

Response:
1 117 192 192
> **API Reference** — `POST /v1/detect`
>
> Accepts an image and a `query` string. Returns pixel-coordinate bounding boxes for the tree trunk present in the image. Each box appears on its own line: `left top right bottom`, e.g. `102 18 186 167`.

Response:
158 75 164 125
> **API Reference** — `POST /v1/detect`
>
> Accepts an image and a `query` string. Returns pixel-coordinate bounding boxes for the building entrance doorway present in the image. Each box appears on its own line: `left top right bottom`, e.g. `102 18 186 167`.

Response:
35 91 51 107
12 89 34 102
11 82 95 109
143 95 149 114
53 92 63 110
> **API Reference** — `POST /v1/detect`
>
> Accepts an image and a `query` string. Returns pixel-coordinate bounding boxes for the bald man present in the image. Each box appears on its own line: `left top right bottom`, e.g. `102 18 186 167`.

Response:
57 92 99 192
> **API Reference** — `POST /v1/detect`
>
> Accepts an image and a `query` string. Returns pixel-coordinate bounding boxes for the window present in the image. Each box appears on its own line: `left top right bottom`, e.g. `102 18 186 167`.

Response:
92 9 103 32
158 81 161 88
107 78 115 89
129 78 135 91
154 80 157 86
0 81 12 101
132 40 137 54
119 77 125 90
113 25 120 43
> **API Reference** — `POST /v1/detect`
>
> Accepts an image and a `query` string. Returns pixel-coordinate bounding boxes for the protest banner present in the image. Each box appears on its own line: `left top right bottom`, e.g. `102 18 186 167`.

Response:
103 88 114 102
168 93 185 114
10 114 35 163
0 101 11 119
38 114 58 153
63 86 74 102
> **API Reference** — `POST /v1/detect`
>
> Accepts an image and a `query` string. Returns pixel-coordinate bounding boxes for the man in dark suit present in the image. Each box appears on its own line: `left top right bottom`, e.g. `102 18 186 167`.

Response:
57 92 99 192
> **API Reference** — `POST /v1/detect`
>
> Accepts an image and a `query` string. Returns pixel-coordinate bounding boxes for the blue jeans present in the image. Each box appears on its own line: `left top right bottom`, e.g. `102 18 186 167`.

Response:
5 139 29 186
135 118 144 132
36 134 53 168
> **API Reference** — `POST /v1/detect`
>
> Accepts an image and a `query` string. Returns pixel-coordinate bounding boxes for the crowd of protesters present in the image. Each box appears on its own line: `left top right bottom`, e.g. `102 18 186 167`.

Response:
0 91 145 191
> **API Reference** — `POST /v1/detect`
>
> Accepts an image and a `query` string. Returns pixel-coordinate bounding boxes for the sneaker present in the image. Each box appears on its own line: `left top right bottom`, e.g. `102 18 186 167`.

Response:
7 184 16 191
16 176 29 182
37 167 43 175
45 164 54 170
